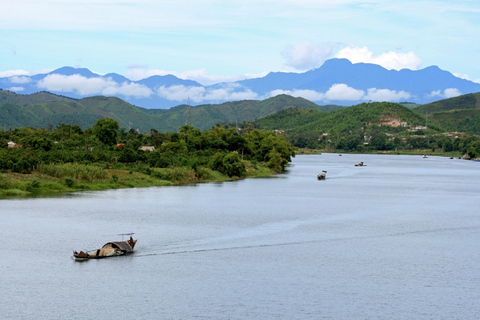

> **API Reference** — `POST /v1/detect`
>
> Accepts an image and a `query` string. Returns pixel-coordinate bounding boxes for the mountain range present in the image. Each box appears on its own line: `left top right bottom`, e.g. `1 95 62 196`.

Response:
2 58 480 109
0 90 322 131
2 87 479 135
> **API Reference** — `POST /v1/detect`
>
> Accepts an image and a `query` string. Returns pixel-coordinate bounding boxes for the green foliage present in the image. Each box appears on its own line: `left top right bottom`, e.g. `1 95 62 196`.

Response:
466 141 480 159
222 151 246 177
64 177 75 187
151 167 196 183
26 179 41 192
92 118 119 146
37 163 108 182
415 93 480 114
1 90 330 132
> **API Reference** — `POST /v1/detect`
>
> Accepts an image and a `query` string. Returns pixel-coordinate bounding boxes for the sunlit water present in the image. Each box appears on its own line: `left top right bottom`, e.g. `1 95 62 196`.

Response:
1 154 479 319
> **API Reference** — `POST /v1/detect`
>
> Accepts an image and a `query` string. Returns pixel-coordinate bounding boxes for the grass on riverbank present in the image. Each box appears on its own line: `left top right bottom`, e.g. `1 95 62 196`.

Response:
0 161 277 198
296 148 465 158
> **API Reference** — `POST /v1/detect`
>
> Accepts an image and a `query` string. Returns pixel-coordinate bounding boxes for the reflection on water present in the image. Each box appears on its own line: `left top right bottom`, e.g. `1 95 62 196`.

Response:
1 154 480 319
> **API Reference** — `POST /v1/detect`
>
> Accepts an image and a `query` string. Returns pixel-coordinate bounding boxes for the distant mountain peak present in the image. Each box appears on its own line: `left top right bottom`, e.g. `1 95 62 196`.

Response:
48 66 98 78
1 59 480 109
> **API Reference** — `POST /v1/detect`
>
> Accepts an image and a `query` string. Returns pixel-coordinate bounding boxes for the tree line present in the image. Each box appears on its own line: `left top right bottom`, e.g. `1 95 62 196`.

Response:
250 103 480 158
0 118 296 179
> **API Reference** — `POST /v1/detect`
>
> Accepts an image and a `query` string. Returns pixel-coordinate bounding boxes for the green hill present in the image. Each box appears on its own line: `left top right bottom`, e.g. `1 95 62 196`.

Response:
0 90 74 105
415 93 480 114
255 102 431 134
0 89 327 132
414 92 480 134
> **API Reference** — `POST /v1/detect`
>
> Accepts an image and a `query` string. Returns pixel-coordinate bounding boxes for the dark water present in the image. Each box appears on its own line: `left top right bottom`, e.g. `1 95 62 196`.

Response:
1 154 479 319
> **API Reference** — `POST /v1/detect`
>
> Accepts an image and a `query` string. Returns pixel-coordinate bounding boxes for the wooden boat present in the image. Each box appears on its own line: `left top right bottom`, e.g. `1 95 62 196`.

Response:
355 162 366 166
317 170 327 180
73 234 137 261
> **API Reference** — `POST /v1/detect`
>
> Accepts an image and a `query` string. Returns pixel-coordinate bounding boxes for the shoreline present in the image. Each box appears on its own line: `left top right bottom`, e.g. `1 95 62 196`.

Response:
2 150 476 199
0 162 276 199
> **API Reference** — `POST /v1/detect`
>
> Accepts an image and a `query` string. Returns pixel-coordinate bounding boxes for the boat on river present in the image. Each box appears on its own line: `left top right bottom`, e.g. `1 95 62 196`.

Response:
73 234 137 261
317 170 327 180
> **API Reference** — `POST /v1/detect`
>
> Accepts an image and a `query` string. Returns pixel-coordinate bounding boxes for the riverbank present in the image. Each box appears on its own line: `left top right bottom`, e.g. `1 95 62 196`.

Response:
296 147 465 158
0 161 275 198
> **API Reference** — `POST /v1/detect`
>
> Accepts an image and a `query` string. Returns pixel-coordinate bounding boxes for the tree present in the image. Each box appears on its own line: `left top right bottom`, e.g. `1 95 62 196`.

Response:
92 118 119 146
222 151 246 177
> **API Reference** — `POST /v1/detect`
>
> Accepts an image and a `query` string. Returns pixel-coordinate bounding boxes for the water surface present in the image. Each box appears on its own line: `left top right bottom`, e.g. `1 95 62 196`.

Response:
1 154 479 319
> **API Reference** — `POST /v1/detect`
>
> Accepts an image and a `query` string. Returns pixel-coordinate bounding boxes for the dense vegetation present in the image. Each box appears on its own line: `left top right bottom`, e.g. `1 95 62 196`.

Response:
250 102 480 158
413 92 480 135
0 119 295 197
0 90 333 132
2 89 480 198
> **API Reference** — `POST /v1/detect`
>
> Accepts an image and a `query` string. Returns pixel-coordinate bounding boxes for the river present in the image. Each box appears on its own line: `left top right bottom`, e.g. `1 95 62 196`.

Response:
1 154 479 319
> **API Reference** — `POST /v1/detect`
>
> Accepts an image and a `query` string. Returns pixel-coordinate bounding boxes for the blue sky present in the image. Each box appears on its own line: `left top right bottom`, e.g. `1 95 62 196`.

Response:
1 0 480 87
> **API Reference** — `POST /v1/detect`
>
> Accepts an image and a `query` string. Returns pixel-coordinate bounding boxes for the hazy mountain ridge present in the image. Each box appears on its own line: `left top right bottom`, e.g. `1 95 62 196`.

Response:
2 59 480 109
2 87 479 135
0 90 322 131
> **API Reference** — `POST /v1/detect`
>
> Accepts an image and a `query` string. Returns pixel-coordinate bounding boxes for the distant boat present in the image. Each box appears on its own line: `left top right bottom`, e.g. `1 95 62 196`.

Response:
73 234 137 261
423 155 428 158
317 170 327 180
355 162 366 167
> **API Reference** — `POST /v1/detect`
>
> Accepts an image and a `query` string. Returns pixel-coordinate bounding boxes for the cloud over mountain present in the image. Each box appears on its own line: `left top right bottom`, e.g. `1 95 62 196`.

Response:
282 41 337 71
335 46 422 71
1 58 479 109
37 74 152 98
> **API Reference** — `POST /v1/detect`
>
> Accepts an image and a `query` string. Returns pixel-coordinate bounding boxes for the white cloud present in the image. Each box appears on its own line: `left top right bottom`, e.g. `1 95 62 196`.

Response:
156 84 258 103
268 84 364 102
454 72 480 84
443 88 462 98
102 82 153 98
364 88 411 102
157 85 206 103
37 74 152 98
268 84 413 103
125 68 267 86
429 88 462 99
282 41 338 70
0 69 52 78
0 70 30 77
9 76 31 84
335 46 422 71
8 86 25 92
268 89 325 101
325 83 365 101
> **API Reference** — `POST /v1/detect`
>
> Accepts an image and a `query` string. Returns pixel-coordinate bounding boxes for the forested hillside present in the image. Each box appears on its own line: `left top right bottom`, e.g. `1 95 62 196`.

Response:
413 93 480 134
0 118 295 196
251 102 480 157
0 90 330 131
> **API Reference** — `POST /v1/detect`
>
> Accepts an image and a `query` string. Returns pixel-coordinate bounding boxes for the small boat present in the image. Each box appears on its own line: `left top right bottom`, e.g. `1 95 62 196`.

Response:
317 170 327 180
355 162 366 167
73 234 137 261
423 155 428 158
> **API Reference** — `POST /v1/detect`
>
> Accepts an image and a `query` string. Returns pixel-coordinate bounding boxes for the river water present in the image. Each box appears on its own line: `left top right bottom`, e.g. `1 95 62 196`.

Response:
1 154 479 319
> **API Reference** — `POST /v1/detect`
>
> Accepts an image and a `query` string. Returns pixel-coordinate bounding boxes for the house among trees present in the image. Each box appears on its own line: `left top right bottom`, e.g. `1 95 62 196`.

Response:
379 118 408 127
139 146 155 151
7 141 22 148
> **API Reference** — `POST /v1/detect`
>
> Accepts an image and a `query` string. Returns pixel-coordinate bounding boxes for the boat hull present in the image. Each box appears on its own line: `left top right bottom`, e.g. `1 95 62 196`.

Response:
73 237 137 261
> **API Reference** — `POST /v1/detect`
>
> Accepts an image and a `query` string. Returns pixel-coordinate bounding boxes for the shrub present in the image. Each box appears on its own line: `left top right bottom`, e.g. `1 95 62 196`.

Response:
151 167 196 183
64 177 75 187
37 163 108 182
222 151 246 177
26 179 41 192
